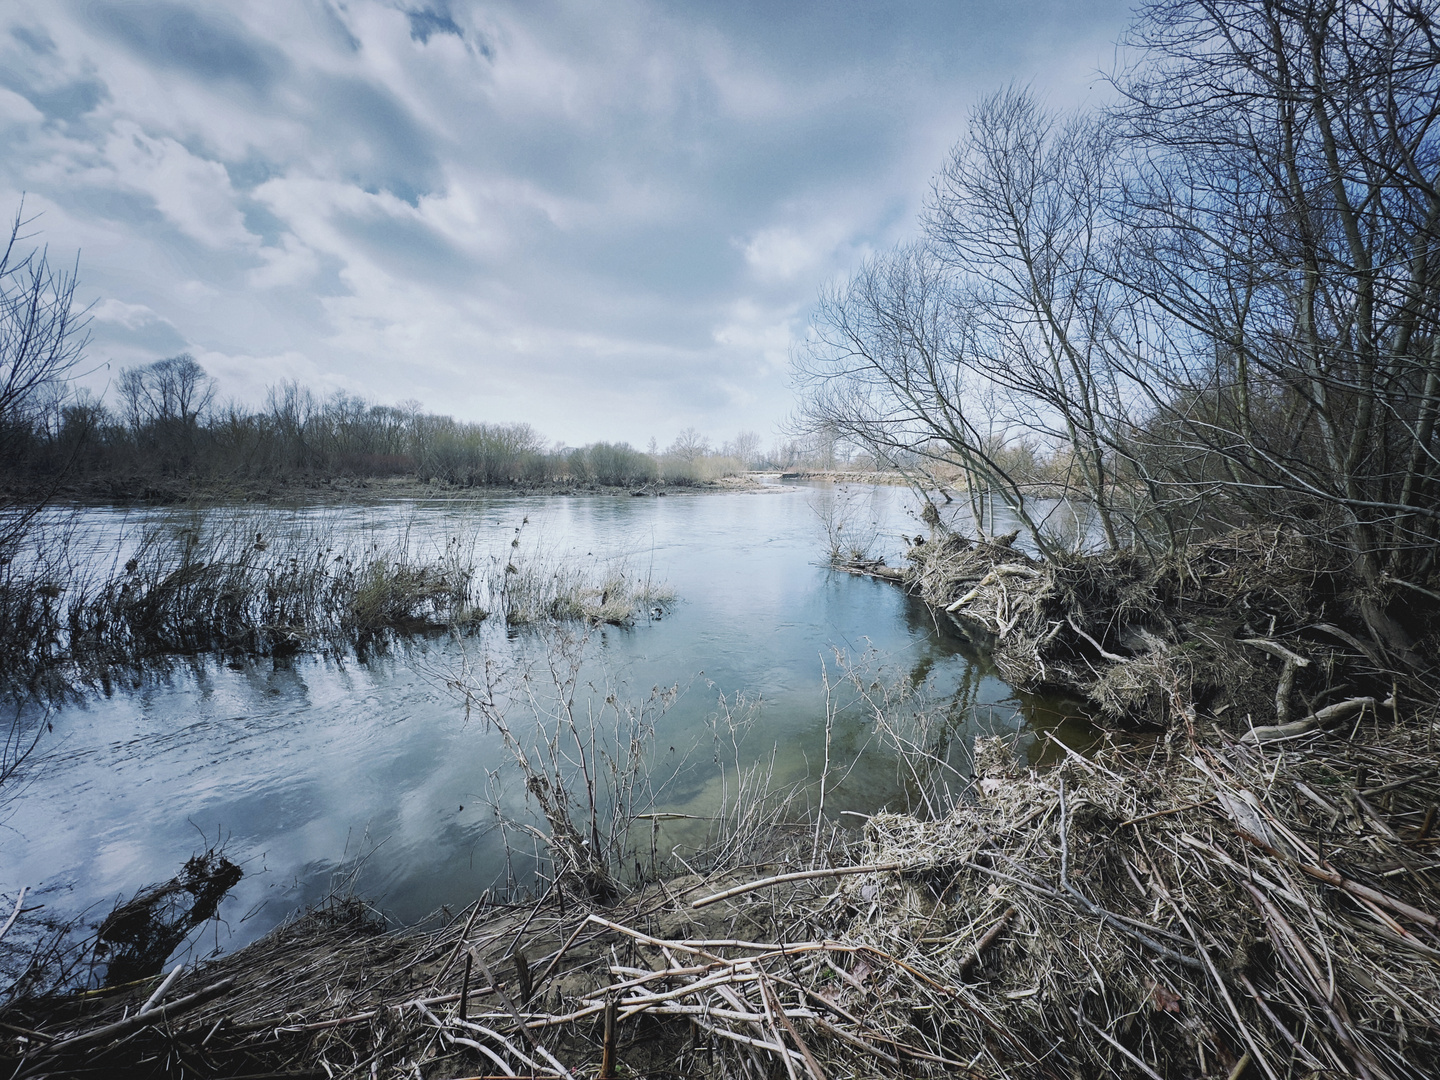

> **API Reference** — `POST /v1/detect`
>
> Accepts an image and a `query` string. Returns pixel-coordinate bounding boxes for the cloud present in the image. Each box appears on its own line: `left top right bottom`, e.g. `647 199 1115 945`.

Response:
306 73 444 205
89 3 285 95
247 233 320 290
741 220 860 284
89 297 190 356
0 0 1136 444
92 297 170 329
100 122 256 249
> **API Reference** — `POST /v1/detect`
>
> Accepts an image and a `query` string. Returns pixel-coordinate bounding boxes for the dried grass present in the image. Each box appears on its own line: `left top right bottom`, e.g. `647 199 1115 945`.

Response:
15 700 1437 1078
0 515 674 698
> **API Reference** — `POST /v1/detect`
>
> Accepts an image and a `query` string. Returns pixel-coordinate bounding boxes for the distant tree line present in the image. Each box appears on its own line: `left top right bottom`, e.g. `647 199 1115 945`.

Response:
0 216 887 514
3 294 860 498
2 356 798 492
794 0 1440 657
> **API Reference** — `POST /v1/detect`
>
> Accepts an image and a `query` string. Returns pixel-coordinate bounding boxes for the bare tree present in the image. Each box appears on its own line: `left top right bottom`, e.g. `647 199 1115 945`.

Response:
727 430 761 469
118 353 215 430
1110 0 1440 654
0 204 90 548
926 87 1137 552
796 2 1440 652
794 241 1061 555
667 427 710 463
795 90 1168 556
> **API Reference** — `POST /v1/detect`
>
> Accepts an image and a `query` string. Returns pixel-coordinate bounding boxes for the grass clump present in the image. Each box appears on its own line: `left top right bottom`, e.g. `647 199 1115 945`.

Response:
343 538 483 633
65 522 486 661
0 514 676 699
0 519 486 697
491 528 673 627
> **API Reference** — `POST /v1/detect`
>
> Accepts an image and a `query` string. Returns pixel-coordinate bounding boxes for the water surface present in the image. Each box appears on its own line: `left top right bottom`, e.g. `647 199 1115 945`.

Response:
0 482 1087 965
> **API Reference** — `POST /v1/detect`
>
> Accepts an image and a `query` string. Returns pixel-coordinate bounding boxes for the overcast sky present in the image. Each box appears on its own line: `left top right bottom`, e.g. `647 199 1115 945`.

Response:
1 1 1133 449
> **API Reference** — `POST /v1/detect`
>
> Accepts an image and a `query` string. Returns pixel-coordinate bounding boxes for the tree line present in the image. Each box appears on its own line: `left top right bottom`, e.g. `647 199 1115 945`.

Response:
0 221 843 498
3 352 794 492
793 0 1440 658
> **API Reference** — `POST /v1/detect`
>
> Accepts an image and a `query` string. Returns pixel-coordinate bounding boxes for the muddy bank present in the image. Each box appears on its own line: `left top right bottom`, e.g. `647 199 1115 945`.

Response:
777 468 912 486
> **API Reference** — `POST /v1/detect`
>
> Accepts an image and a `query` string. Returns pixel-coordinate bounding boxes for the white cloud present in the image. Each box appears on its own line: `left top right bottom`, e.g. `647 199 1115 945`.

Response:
743 221 857 284
0 85 44 126
248 233 320 290
91 297 172 330
101 121 255 249
713 299 798 372
0 0 1137 444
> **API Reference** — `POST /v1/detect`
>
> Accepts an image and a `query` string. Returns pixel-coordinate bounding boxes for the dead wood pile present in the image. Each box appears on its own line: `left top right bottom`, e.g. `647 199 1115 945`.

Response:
906 526 1433 734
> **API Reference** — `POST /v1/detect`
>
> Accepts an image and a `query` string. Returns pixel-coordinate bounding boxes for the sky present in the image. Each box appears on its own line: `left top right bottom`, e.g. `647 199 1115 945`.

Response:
0 0 1134 449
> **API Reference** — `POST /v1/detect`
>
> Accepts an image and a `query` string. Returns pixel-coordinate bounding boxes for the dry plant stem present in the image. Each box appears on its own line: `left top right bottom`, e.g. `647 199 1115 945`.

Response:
691 864 905 909
763 979 828 1080
1165 885 1280 1080
598 996 617 1080
757 975 800 1080
1234 827 1438 927
808 1014 900 1067
1065 613 1128 662
530 917 590 993
0 886 27 944
468 950 569 1078
1243 882 1379 1078
1240 638 1312 725
1058 782 1204 969
811 663 836 866
459 953 472 1022
1076 1011 1165 1080
137 964 182 1014
435 898 488 989
1237 971 1326 1071
956 906 1016 978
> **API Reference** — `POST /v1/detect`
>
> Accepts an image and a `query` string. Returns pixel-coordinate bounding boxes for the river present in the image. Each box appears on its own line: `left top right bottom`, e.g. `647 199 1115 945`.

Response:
0 480 1090 967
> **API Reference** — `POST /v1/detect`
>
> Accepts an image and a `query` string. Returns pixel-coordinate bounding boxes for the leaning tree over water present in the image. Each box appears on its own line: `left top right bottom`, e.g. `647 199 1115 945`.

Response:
795 0 1440 657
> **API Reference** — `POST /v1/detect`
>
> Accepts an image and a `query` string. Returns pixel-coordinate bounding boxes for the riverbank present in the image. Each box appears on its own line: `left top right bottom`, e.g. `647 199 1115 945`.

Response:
891 524 1439 739
7 519 1438 1078
7 695 1438 1078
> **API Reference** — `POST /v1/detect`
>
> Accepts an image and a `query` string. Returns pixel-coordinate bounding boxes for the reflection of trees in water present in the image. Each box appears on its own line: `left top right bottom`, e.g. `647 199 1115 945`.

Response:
1015 691 1101 768
866 613 1102 811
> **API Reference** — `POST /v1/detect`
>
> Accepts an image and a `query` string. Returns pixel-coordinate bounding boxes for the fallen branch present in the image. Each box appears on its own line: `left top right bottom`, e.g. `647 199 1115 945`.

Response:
1066 614 1128 663
1233 827 1438 928
36 978 235 1055
691 864 905 909
1239 697 1376 744
1241 638 1312 725
944 564 1040 611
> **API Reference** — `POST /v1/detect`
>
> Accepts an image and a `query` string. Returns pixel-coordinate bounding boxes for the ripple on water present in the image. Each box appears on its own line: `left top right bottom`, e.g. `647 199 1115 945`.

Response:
3 485 1089 962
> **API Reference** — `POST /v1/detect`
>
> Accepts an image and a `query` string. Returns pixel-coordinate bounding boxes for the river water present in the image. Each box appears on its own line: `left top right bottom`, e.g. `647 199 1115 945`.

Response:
0 481 1089 966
